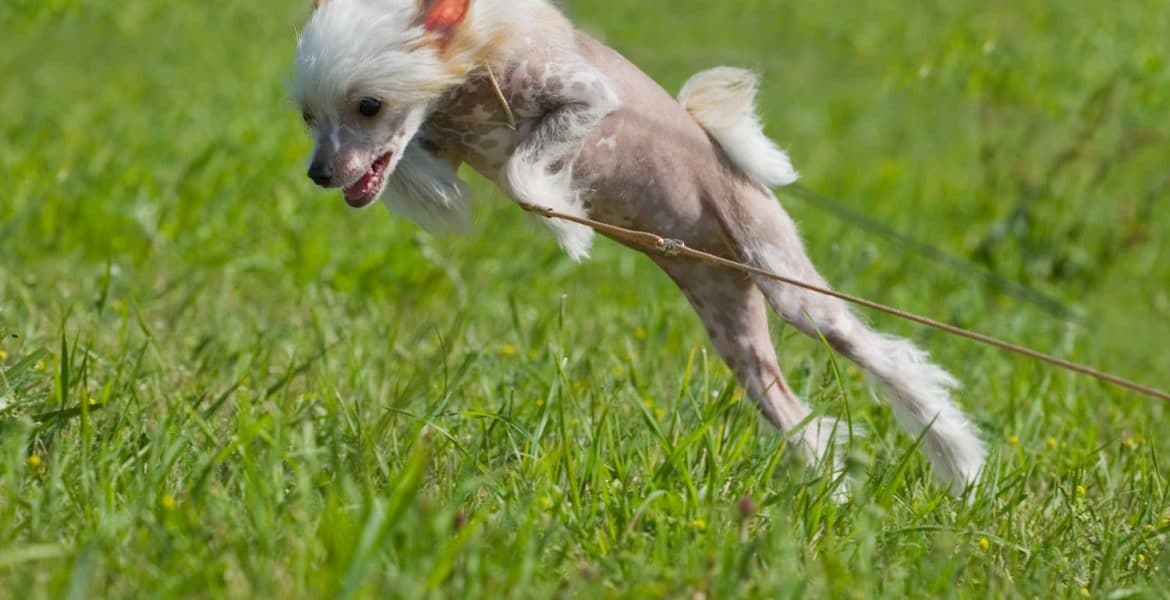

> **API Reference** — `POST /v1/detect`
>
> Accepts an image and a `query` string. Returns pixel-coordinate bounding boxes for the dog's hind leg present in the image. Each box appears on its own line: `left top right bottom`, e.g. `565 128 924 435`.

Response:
680 66 981 493
718 189 986 494
654 257 842 468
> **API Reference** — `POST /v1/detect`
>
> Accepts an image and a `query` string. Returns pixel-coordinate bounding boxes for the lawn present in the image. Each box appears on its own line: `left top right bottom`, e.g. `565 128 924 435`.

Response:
2 0 1169 597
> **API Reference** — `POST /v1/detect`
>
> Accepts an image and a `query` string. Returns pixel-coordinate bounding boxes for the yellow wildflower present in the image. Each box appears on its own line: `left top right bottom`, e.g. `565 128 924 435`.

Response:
540 495 553 510
1008 434 1019 446
1076 485 1087 496
0 350 8 361
27 454 42 468
692 518 706 531
634 327 647 341
499 344 517 357
978 537 990 552
161 495 177 511
1046 437 1058 449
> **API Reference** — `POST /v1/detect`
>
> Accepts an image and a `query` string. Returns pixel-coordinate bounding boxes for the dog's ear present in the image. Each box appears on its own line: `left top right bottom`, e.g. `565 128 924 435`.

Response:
420 0 470 43
312 0 328 11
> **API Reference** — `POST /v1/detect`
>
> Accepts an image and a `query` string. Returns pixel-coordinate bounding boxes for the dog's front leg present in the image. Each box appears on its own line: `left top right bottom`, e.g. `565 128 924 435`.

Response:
502 63 620 260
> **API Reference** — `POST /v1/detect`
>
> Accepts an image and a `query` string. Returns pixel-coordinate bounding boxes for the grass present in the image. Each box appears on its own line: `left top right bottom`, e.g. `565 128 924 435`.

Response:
2 0 1169 597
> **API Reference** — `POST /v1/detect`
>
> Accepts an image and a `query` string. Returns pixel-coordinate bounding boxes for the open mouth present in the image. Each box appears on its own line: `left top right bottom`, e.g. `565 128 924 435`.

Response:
342 151 393 208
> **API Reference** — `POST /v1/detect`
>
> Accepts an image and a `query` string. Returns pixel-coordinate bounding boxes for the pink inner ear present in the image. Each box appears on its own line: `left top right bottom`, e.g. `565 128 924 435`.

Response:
424 0 470 38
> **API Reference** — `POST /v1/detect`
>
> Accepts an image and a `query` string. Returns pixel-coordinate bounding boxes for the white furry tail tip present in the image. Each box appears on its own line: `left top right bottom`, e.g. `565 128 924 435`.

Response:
678 67 799 188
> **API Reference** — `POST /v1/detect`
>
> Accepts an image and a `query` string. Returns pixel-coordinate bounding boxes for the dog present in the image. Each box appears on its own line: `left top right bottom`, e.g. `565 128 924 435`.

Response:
292 0 986 494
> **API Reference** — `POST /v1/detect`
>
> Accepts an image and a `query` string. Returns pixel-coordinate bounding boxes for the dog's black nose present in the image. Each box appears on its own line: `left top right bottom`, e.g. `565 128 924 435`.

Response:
307 161 334 186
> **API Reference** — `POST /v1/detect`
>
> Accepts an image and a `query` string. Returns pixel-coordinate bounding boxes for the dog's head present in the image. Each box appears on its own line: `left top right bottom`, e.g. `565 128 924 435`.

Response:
292 0 473 207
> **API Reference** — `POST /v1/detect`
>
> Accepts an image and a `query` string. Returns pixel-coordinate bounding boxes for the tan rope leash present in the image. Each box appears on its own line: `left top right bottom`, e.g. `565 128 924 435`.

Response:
517 202 1170 403
482 65 1169 402
483 63 517 134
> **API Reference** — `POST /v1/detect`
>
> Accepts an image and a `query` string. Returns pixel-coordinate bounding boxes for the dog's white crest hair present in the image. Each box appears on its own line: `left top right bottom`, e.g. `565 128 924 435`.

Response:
294 0 555 111
293 0 467 114
679 67 799 188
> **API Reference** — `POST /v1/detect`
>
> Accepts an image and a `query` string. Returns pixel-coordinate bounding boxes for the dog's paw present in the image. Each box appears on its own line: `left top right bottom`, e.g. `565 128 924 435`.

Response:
794 416 860 502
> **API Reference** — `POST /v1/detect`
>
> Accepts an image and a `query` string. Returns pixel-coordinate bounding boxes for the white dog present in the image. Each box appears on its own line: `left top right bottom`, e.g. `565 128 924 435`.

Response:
292 0 986 494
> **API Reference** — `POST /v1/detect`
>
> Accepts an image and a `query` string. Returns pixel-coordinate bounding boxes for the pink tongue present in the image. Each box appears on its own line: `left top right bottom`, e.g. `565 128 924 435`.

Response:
343 171 378 202
342 152 393 206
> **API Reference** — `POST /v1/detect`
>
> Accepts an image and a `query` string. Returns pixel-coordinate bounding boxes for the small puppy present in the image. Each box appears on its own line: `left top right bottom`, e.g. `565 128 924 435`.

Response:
292 0 986 494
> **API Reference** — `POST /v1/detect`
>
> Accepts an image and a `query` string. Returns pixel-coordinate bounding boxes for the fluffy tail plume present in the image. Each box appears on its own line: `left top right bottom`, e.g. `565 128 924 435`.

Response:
678 67 799 188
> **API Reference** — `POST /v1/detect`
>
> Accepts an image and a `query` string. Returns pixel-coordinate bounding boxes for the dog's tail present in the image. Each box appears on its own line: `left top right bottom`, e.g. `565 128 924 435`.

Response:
678 67 799 188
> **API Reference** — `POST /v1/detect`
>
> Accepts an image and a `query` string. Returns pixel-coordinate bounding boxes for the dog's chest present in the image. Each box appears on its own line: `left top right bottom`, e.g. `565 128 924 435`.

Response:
426 63 591 177
427 75 528 175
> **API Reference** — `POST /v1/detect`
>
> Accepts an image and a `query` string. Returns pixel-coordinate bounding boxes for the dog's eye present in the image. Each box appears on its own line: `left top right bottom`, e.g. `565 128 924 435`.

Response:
358 97 382 118
302 111 314 125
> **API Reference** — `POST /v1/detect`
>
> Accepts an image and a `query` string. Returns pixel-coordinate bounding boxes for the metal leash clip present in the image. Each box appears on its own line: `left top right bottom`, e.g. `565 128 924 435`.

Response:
657 237 685 257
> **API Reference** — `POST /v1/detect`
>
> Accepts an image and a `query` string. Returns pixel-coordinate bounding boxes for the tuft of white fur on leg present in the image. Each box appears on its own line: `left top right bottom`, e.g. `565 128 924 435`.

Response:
737 211 985 495
856 333 986 495
797 416 853 464
503 153 595 261
795 416 855 502
382 140 472 233
678 67 799 188
540 212 595 262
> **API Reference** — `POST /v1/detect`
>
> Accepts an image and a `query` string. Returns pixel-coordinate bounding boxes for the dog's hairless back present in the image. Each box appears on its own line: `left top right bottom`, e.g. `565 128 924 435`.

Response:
428 29 735 254
569 32 733 245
